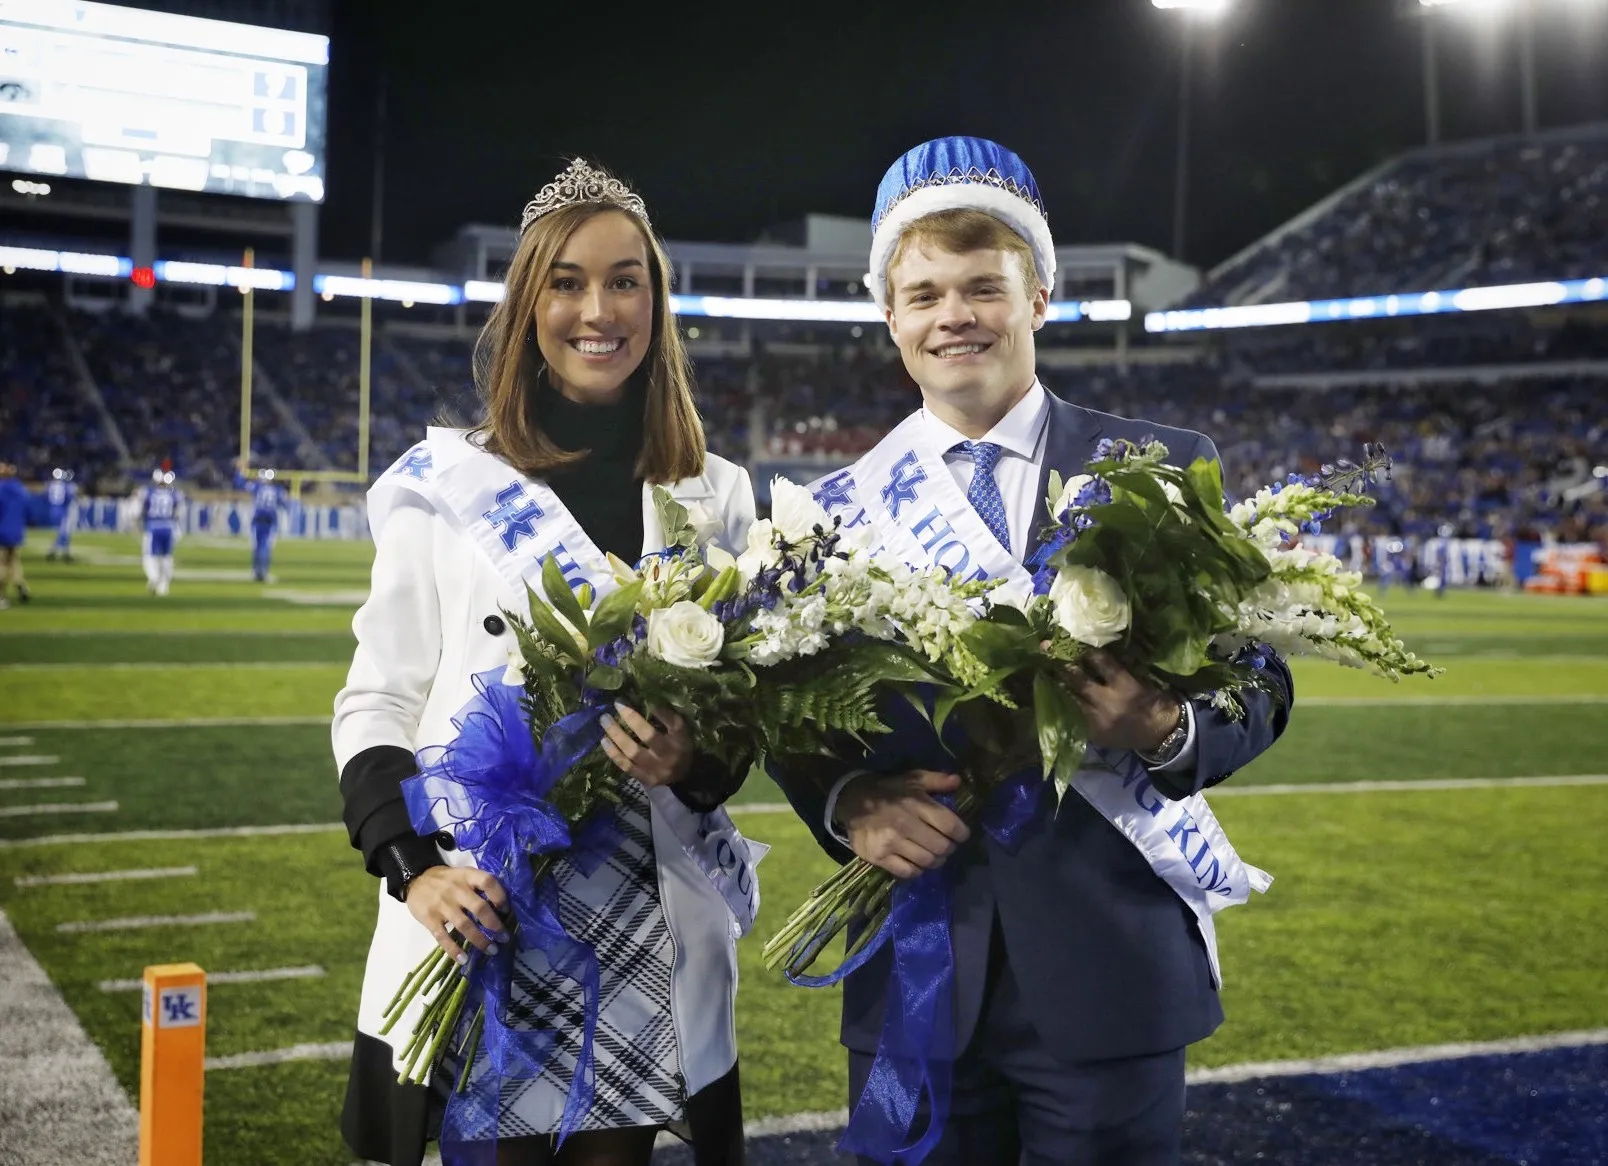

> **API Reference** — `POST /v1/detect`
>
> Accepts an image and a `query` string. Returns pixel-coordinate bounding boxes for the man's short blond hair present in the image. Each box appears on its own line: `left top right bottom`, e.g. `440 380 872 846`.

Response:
885 209 1045 301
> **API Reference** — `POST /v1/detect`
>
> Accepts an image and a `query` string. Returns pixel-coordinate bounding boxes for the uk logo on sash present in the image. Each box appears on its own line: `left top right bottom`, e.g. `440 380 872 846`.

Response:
880 451 926 519
812 470 855 513
393 447 432 480
484 482 544 552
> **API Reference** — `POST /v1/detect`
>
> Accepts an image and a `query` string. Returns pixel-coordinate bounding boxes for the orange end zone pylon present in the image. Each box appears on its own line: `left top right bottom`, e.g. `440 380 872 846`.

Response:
139 962 207 1166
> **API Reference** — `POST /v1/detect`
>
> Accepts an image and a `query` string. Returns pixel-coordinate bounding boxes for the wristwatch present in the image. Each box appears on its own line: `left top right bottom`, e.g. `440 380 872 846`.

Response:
1138 698 1190 767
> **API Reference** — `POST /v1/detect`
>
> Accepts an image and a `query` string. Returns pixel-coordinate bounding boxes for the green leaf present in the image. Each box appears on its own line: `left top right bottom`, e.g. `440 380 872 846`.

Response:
525 583 586 664
1108 469 1171 510
585 663 624 691
1033 670 1072 781
586 579 644 651
960 620 1041 670
1046 469 1065 518
984 602 1031 629
652 486 692 547
697 566 742 611
1185 458 1225 515
541 554 589 638
1152 627 1211 677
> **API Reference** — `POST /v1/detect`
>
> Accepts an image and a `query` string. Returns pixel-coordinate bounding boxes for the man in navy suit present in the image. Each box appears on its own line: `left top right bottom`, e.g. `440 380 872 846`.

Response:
770 138 1294 1166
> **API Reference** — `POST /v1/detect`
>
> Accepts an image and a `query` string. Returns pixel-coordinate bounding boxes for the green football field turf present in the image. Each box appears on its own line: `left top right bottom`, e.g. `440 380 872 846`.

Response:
2 532 1606 1165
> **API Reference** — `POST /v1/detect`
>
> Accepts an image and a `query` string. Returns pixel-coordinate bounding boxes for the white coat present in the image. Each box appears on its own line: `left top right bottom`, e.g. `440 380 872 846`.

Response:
333 433 756 1132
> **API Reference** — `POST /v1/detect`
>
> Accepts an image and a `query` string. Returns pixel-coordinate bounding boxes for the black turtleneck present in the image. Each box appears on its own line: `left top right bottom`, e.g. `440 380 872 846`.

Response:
537 379 645 563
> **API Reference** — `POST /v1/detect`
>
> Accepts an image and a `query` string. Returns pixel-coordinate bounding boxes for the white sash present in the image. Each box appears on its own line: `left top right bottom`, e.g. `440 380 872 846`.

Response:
822 412 1035 599
810 417 1270 986
371 430 766 936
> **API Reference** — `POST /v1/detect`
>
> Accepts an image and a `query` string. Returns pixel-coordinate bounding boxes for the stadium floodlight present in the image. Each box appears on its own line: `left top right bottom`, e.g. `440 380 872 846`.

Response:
1152 0 1236 261
1152 0 1232 11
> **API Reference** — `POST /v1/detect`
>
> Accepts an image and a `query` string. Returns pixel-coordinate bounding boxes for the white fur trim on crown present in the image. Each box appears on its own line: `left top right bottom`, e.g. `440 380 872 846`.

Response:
869 183 1056 310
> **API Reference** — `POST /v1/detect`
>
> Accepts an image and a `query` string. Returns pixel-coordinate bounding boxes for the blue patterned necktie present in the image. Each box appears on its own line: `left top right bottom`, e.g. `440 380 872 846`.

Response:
956 440 1012 553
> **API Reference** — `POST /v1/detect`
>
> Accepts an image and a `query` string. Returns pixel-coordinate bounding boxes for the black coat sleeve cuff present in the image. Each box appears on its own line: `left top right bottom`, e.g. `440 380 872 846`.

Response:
340 744 434 878
672 751 748 813
375 832 448 901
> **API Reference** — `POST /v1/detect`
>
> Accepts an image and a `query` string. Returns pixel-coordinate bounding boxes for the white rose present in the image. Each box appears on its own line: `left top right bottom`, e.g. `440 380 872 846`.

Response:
646 600 725 668
1161 480 1185 508
769 477 831 542
1051 474 1095 519
1049 566 1131 647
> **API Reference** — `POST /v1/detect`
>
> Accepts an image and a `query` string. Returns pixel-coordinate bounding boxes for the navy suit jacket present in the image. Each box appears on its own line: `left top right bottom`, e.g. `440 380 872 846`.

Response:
770 391 1295 1063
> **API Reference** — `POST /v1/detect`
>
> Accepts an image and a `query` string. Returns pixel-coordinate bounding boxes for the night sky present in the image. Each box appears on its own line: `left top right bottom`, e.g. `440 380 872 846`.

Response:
318 0 1608 270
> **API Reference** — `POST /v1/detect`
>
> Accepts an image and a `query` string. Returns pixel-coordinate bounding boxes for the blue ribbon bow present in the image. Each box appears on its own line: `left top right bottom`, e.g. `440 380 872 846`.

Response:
403 670 620 1163
788 772 1041 1164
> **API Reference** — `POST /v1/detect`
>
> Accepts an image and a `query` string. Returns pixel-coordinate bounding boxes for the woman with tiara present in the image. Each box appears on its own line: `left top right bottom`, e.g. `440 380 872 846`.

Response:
334 159 754 1166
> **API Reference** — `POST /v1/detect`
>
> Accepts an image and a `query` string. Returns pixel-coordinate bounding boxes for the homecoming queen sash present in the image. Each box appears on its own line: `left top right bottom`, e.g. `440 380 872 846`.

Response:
372 428 766 938
809 414 1270 985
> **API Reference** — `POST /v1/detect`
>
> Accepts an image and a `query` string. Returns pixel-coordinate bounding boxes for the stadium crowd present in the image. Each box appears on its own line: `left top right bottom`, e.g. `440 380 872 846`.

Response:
1186 128 1608 306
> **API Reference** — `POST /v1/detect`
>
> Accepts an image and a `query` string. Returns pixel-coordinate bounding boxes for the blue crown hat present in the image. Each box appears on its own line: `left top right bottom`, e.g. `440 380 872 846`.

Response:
868 136 1055 310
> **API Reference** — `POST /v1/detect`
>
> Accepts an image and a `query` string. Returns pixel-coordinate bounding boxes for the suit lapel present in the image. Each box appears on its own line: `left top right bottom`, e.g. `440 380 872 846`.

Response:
1025 392 1106 564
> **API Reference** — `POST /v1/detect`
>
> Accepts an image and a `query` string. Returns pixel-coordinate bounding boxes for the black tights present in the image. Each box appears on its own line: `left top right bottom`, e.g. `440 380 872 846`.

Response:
493 1125 660 1166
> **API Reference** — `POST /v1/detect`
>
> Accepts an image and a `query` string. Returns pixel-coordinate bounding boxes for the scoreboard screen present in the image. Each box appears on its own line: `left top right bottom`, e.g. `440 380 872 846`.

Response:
0 0 328 201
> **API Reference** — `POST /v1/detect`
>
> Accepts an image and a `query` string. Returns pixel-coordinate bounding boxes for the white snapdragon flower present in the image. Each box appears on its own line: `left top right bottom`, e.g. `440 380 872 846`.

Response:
769 477 831 542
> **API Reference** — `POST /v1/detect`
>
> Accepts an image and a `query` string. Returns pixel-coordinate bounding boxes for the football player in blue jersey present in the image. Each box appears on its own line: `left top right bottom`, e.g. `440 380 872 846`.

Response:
245 467 287 582
0 462 30 608
137 469 184 596
45 468 78 562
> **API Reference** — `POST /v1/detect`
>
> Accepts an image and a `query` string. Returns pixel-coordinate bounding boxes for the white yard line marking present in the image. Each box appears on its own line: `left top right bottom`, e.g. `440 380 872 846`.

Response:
15 865 196 888
735 1029 1608 1141
0 776 85 791
5 696 1605 731
56 910 255 934
205 1040 351 1071
0 821 343 849
0 662 337 672
1209 774 1608 797
99 965 324 993
0 736 34 746
1301 693 1608 707
0 908 138 1161
1185 1027 1608 1084
1 630 349 638
729 774 1608 816
0 755 59 767
0 800 118 819
1 716 330 730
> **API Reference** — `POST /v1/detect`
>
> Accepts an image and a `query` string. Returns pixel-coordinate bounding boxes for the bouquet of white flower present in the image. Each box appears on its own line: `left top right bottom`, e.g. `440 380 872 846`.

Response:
381 484 982 1114
763 439 1439 979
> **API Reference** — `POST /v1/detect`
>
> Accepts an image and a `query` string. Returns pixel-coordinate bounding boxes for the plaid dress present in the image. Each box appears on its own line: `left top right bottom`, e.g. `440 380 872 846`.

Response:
494 780 686 1133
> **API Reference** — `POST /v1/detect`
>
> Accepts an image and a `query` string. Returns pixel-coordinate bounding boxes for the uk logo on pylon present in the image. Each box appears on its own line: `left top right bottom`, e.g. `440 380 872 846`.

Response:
158 987 203 1028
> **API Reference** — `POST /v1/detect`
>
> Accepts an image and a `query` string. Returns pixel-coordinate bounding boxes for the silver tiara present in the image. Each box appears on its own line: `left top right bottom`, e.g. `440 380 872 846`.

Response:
519 159 650 234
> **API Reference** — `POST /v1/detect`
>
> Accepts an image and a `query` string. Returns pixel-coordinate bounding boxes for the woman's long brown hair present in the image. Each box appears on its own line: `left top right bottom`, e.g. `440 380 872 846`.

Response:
471 192 705 483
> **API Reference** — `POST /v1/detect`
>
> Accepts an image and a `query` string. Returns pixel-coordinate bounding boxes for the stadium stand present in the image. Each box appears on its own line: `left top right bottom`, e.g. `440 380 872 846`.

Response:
1184 124 1608 308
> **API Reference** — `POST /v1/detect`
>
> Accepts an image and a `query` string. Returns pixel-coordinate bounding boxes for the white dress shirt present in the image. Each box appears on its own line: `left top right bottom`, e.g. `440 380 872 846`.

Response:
921 380 1052 561
823 382 1197 844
